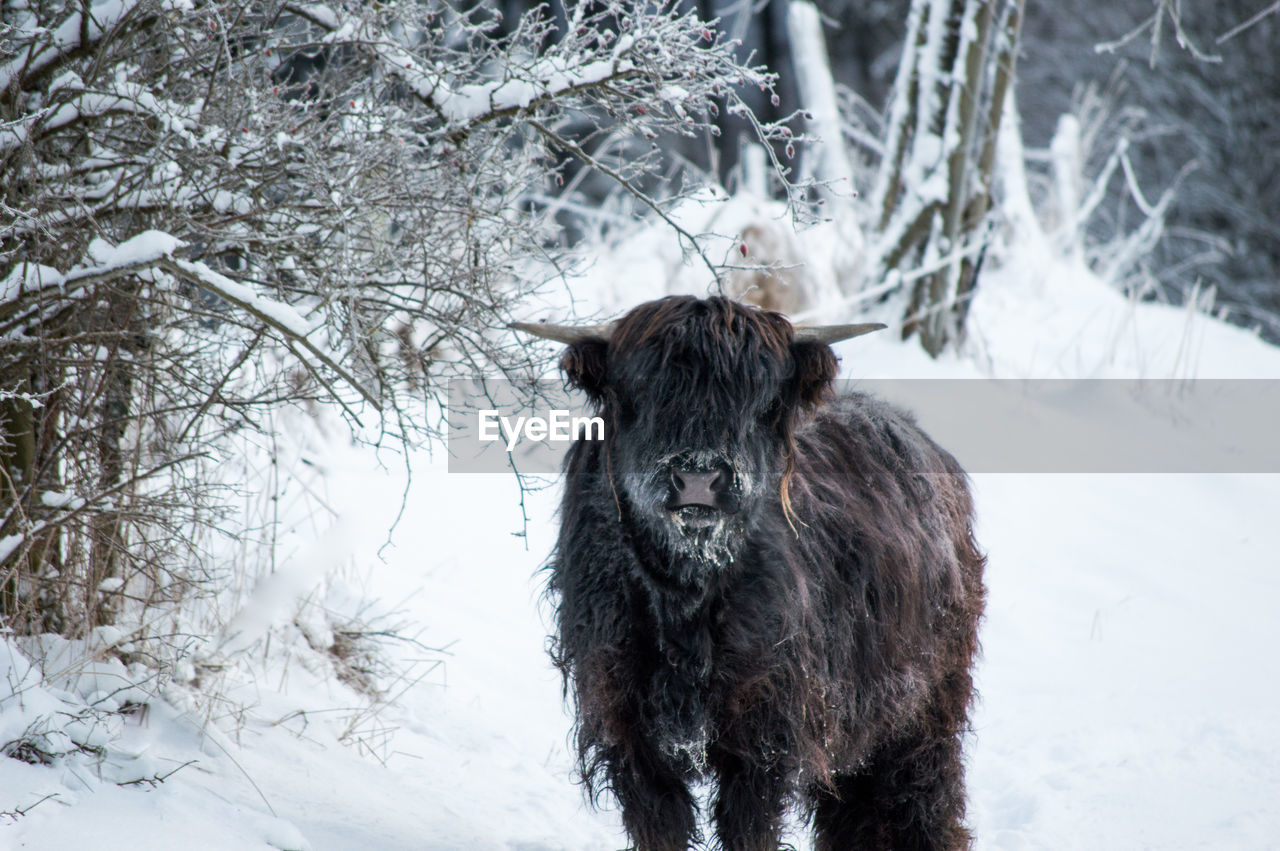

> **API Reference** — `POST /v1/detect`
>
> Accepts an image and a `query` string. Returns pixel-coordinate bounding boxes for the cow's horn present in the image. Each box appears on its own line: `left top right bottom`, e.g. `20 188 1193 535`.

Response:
793 322 887 344
509 321 615 344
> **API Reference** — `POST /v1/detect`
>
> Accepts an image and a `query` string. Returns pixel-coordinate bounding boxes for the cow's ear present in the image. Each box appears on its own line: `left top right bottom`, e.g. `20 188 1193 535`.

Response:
789 339 839 408
560 337 609 399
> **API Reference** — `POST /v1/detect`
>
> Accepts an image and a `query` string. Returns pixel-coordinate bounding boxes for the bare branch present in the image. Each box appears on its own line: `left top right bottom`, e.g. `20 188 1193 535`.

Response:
528 119 721 282
1217 0 1280 43
158 258 381 412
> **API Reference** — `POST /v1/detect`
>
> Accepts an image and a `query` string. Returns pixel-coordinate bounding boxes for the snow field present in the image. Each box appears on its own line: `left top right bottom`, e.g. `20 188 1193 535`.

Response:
4 190 1280 848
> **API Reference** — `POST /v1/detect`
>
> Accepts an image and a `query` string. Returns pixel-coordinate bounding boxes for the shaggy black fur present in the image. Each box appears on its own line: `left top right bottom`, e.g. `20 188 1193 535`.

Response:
546 296 984 850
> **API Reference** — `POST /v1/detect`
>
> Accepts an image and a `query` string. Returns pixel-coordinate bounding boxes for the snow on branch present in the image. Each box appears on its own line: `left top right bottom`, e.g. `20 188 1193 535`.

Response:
0 0 147 93
281 0 789 151
2 232 185 316
156 257 381 414
1094 0 1222 65
869 0 1026 355
287 2 641 128
0 83 196 154
2 231 379 411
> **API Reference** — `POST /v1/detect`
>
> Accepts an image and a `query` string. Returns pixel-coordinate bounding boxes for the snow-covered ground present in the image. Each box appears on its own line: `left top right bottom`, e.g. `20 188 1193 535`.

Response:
4 196 1280 849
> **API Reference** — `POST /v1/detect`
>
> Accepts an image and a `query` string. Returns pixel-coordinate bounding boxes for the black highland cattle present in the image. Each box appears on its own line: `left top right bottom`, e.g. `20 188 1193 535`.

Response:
513 295 985 851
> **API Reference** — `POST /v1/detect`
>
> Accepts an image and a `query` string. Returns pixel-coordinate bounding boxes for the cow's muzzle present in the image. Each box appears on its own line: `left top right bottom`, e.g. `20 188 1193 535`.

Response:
668 463 731 510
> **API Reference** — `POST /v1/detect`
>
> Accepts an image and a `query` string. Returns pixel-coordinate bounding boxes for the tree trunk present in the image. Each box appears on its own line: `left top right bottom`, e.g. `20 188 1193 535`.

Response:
874 0 1026 356
0 381 37 625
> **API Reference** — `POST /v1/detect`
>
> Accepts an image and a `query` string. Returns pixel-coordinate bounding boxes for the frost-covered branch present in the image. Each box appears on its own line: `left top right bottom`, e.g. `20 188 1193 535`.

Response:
868 0 1025 355
1094 0 1222 66
1217 1 1280 43
0 0 148 93
1 0 795 646
528 119 719 279
157 257 380 412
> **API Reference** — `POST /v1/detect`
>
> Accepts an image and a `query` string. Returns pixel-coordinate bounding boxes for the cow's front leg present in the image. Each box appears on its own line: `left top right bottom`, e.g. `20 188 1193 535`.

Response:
604 742 699 851
710 748 790 851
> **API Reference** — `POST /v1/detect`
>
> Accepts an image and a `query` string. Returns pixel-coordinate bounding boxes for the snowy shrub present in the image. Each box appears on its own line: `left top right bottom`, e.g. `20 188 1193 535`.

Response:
0 0 796 741
0 631 156 775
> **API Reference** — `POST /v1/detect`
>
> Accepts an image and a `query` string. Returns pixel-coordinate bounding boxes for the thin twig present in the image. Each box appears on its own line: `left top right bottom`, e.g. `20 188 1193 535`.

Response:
116 759 199 787
0 792 60 822
527 119 721 283
1218 0 1280 43
159 257 381 413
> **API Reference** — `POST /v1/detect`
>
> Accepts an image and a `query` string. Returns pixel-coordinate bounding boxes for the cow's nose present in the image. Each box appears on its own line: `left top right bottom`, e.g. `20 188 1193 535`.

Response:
671 467 726 508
